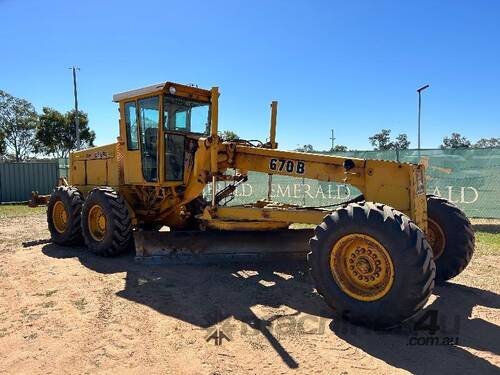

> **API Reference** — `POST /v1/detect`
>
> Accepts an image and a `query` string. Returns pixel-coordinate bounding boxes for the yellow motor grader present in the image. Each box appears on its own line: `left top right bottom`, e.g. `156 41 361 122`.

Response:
47 81 474 328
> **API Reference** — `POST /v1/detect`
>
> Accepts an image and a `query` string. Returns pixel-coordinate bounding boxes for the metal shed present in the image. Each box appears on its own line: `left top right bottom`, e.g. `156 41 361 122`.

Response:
0 161 58 203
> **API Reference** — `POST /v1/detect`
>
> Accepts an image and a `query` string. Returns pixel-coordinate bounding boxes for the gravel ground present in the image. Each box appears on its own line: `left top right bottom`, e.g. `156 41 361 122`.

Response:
0 211 498 374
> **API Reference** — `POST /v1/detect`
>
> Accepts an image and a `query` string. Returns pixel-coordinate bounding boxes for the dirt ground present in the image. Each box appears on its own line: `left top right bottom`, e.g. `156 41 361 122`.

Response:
0 210 499 374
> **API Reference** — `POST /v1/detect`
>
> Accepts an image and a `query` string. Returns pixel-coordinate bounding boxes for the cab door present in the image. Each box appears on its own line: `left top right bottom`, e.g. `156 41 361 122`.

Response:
163 96 187 182
137 96 160 182
162 95 211 183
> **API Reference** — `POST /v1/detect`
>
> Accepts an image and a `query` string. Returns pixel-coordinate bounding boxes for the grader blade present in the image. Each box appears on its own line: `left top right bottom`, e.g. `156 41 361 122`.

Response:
134 229 314 264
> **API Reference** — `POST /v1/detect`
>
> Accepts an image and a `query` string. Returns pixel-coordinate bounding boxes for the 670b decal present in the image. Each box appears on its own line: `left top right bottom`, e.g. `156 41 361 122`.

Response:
269 158 305 174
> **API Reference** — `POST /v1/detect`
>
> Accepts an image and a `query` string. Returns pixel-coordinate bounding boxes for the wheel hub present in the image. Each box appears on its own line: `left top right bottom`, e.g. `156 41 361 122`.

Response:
330 234 394 301
52 201 68 233
427 218 446 259
88 204 107 241
355 256 374 274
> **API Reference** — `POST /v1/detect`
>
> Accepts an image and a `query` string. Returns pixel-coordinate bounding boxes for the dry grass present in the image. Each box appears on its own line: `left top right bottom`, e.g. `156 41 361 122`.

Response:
471 218 500 255
0 204 45 218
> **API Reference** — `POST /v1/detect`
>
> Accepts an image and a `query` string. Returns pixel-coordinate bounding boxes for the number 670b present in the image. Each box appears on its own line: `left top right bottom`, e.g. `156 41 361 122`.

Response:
269 158 305 174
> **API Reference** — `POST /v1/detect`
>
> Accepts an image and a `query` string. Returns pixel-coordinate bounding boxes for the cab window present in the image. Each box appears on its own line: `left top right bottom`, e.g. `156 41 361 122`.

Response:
163 96 210 134
124 101 138 150
137 96 159 182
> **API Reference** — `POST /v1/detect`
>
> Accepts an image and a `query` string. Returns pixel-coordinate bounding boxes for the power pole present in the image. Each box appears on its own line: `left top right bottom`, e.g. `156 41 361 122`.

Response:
417 84 429 151
70 66 81 150
330 129 336 150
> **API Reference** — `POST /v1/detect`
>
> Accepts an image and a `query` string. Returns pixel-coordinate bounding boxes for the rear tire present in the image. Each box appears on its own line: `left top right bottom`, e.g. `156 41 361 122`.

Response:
308 202 435 329
426 195 475 282
47 186 84 245
81 187 133 256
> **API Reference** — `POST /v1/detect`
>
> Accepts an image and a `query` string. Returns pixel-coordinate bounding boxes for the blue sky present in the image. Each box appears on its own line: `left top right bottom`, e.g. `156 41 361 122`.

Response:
1 0 498 150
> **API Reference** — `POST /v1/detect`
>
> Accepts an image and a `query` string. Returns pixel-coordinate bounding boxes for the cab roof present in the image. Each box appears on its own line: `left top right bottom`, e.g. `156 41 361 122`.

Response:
112 81 212 103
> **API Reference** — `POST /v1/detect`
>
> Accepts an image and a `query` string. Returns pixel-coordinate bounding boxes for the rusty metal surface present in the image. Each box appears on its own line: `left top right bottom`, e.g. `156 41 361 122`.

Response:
134 228 314 264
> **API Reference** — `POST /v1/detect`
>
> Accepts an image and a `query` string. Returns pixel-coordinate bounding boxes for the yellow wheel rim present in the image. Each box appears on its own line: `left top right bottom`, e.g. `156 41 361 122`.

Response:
427 219 446 259
52 201 68 233
88 204 107 241
330 233 395 302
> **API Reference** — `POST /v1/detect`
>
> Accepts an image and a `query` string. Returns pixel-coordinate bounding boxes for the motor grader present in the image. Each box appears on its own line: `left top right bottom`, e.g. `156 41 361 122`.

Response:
47 81 475 328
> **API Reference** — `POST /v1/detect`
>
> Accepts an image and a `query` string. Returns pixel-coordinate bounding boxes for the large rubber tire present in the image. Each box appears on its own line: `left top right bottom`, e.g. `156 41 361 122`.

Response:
426 195 475 282
81 187 133 256
47 186 84 245
308 202 435 329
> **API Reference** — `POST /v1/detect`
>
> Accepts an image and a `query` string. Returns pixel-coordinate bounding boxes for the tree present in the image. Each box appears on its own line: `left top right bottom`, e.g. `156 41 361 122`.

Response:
0 130 5 156
330 145 348 152
394 133 410 150
368 129 410 150
440 133 471 149
296 144 315 152
474 137 500 148
219 130 239 141
369 129 391 150
0 90 39 161
36 107 95 158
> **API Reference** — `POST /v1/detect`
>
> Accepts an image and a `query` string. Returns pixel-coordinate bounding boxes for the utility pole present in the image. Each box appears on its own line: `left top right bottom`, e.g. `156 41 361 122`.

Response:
70 66 81 150
330 129 336 150
417 84 429 151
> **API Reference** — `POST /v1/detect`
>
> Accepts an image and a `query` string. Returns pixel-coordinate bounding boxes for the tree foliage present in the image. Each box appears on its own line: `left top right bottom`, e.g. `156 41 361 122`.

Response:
474 137 500 148
440 133 471 149
219 130 240 141
296 144 315 152
0 130 5 156
368 129 410 150
0 90 39 161
330 144 348 152
394 133 410 149
369 129 391 150
36 107 95 158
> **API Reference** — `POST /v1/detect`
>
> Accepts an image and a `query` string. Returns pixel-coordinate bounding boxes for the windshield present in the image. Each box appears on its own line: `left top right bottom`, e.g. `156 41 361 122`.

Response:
163 95 210 135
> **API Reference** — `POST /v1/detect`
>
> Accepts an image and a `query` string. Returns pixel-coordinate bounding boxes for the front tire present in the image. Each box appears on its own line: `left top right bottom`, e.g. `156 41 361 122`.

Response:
308 202 435 329
47 186 84 245
426 195 475 282
81 188 133 256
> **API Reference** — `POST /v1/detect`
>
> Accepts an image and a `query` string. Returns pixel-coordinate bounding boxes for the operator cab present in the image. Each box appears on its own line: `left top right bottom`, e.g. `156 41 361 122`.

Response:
113 82 212 185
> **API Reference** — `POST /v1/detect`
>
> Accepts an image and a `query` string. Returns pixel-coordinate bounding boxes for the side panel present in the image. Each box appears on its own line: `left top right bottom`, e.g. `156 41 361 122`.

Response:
363 160 427 230
69 143 120 189
70 159 86 186
85 160 108 186
123 151 144 184
364 159 412 213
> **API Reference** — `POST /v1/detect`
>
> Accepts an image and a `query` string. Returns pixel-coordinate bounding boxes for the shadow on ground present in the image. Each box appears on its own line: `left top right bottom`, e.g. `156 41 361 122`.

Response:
330 282 500 374
42 243 500 373
472 223 500 234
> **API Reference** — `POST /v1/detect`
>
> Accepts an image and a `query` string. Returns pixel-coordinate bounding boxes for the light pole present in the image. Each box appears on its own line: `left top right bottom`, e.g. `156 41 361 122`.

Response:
417 84 429 151
70 66 81 150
